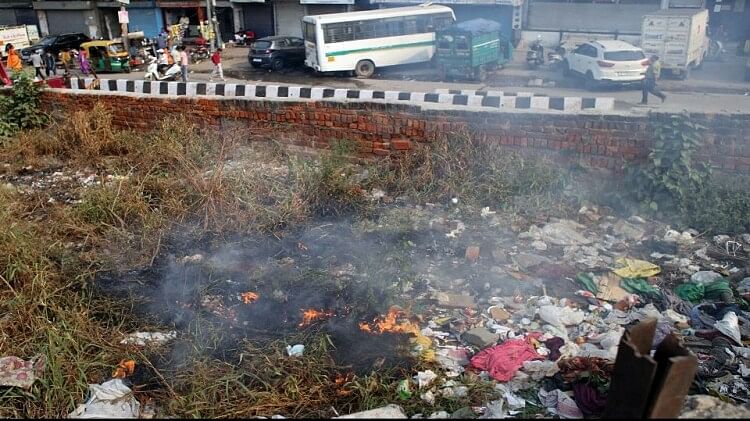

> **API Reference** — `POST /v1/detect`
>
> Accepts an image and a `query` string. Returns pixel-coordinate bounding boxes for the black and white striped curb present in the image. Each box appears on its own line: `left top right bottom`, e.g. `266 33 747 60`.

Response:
65 78 615 112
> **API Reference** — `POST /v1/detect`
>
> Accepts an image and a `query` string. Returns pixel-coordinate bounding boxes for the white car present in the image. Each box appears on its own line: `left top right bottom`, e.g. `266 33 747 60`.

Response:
562 40 648 89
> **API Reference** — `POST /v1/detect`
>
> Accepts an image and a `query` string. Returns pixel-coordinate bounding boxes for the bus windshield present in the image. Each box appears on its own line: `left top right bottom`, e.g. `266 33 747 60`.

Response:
303 21 316 44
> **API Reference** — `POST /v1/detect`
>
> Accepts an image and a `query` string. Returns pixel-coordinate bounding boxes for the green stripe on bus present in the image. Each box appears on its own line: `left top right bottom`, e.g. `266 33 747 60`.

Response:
326 40 435 57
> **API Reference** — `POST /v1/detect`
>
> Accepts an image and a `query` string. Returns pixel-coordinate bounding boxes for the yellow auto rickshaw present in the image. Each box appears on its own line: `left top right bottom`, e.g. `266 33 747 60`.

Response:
80 40 131 73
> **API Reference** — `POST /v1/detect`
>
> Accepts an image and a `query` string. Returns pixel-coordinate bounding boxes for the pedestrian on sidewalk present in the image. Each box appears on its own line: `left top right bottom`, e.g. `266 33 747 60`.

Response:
60 48 72 74
640 55 666 105
209 48 225 82
5 44 22 73
179 46 189 82
30 50 45 80
157 28 168 50
78 46 97 79
43 49 56 77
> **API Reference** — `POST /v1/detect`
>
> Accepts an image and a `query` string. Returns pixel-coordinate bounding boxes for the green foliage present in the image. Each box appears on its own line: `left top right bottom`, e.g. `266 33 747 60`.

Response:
0 73 49 140
625 113 711 213
679 177 750 234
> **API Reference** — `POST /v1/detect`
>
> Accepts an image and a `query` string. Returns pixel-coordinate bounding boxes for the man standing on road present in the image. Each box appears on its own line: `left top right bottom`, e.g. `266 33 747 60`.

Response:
43 49 56 77
179 46 189 82
157 28 168 50
60 48 72 74
30 50 45 80
209 48 224 82
640 55 666 105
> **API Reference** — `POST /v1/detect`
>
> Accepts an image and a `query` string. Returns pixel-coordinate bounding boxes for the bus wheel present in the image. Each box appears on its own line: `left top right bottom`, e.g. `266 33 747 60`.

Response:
355 60 375 78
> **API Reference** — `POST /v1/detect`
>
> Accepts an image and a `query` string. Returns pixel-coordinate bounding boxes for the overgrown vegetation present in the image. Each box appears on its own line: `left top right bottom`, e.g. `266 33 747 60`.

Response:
623 112 750 234
0 73 48 140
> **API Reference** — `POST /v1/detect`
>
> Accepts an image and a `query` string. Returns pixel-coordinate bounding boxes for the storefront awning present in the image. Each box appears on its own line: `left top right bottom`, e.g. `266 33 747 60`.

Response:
156 1 201 7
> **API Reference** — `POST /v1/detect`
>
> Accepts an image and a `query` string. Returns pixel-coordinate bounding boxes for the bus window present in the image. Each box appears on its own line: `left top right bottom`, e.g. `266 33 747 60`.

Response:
324 22 354 43
303 21 317 44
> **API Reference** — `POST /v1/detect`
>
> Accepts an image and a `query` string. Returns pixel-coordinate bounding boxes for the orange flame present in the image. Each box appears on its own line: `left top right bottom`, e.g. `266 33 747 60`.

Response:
241 292 259 304
299 308 335 327
112 359 135 379
359 308 420 335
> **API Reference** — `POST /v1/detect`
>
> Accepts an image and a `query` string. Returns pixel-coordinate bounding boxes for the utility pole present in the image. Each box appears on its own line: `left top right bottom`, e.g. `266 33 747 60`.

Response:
205 0 214 50
119 0 129 51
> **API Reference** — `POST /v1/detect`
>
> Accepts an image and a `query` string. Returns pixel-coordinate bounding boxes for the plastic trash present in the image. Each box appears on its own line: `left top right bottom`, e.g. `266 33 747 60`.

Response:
612 258 660 278
691 271 724 285
397 379 412 400
286 344 305 357
120 331 177 346
421 390 435 405
715 312 742 345
0 355 45 389
68 379 140 419
540 220 591 246
538 305 585 329
414 370 437 389
538 388 583 419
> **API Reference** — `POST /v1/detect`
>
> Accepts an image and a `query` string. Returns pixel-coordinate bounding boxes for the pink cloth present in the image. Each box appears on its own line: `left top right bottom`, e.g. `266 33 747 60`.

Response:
469 336 544 382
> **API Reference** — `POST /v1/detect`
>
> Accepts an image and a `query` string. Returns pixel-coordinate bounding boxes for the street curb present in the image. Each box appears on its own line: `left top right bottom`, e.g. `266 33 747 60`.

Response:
65 77 616 112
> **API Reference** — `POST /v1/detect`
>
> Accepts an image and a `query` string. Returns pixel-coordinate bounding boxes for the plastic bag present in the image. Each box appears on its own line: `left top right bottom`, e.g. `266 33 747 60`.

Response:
612 258 660 278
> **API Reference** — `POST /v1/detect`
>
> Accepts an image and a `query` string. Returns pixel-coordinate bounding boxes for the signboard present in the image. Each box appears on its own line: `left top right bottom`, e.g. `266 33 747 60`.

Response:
118 11 129 24
118 0 130 4
25 25 40 43
0 26 31 57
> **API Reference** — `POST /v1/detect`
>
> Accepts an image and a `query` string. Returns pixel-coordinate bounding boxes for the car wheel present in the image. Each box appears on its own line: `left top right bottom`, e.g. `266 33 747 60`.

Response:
272 57 284 71
354 59 375 78
584 71 597 90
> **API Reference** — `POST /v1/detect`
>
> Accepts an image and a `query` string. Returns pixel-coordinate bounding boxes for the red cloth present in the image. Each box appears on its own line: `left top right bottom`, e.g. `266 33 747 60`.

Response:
211 51 221 65
469 336 544 382
0 61 9 86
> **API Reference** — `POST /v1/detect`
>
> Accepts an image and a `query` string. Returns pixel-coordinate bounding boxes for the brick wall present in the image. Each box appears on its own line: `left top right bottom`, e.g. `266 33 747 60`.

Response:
41 90 750 173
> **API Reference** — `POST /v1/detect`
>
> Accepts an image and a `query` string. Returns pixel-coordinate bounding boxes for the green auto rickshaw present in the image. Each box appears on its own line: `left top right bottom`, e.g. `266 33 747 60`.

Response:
80 40 131 73
435 18 513 82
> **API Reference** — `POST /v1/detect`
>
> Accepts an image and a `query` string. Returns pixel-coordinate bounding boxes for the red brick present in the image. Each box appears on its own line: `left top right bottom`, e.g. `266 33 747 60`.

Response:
391 139 411 150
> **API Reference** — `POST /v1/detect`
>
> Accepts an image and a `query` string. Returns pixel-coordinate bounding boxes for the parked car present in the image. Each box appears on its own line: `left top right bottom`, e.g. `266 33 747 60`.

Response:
248 36 305 71
21 33 90 63
562 40 648 89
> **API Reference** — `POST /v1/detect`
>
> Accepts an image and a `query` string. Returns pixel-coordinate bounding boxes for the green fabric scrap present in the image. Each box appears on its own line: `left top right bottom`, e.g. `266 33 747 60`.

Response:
576 273 598 294
621 278 661 297
676 279 733 302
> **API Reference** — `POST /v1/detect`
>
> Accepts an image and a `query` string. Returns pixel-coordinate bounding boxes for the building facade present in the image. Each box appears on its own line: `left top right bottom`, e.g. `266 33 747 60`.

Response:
230 0 355 39
0 1 39 27
370 0 524 43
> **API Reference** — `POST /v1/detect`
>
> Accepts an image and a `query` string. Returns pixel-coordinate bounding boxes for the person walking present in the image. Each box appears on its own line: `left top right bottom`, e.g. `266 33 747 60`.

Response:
60 48 72 74
43 49 56 77
209 48 224 82
179 46 189 82
157 28 168 50
640 55 666 105
5 44 22 73
30 50 45 80
78 46 97 79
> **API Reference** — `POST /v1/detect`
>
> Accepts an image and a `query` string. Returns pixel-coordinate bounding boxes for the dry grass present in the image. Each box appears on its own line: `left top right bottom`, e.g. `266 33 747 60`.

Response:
0 104 571 418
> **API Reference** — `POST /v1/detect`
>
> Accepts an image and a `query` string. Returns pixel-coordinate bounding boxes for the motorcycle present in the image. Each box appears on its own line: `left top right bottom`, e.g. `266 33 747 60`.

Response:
547 50 564 71
526 40 545 70
190 45 210 63
144 59 181 81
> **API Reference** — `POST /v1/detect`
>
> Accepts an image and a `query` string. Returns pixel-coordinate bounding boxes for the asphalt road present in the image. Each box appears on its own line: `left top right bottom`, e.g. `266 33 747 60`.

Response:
79 46 750 115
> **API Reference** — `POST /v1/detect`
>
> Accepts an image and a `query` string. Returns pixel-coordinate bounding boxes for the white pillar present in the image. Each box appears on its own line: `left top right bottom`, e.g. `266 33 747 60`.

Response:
232 4 242 32
36 10 49 36
660 0 670 9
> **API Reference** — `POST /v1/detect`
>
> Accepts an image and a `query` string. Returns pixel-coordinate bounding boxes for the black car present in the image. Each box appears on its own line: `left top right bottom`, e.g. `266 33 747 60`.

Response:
248 36 305 71
21 33 91 63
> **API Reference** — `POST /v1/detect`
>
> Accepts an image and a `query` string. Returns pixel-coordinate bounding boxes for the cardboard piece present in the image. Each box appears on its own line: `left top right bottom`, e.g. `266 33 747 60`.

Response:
603 318 698 419
595 273 630 302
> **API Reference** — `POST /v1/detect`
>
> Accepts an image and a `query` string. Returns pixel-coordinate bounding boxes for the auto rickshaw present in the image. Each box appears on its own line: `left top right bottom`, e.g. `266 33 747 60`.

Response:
80 40 131 73
435 18 513 82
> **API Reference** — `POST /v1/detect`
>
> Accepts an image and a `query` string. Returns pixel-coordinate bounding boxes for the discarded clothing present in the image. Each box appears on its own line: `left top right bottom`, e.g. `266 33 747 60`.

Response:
676 279 732 303
538 388 583 419
612 258 660 279
68 379 140 418
572 382 607 417
557 357 615 383
470 337 544 382
0 355 45 389
575 273 598 295
620 278 661 298
545 337 565 361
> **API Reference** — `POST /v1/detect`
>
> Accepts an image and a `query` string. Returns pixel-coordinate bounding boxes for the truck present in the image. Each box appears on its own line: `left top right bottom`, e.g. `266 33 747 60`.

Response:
435 18 513 82
640 8 709 80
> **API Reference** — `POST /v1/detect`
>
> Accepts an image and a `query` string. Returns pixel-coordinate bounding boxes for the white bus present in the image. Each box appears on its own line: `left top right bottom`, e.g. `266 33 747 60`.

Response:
301 5 455 78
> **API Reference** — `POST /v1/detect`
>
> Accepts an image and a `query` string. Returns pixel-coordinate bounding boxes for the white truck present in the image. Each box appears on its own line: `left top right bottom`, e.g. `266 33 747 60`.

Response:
640 8 709 80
